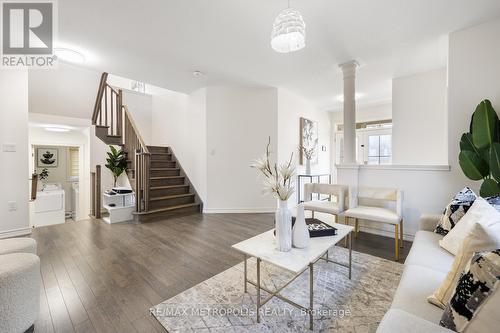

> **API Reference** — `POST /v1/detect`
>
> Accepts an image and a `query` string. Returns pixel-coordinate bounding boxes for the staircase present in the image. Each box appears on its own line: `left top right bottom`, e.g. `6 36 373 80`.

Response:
92 72 202 222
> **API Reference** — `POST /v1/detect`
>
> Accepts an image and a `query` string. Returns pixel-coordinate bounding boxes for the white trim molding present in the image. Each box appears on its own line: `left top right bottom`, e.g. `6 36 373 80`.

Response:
0 227 32 239
336 164 450 171
204 207 276 214
335 163 360 170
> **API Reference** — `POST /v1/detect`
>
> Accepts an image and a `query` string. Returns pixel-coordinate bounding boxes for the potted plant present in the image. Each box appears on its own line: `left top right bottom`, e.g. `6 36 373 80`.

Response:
105 145 127 187
251 137 295 251
459 99 500 196
35 168 49 191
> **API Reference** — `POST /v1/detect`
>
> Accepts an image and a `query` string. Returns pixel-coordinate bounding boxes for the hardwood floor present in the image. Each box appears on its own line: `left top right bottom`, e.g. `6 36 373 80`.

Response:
31 213 411 333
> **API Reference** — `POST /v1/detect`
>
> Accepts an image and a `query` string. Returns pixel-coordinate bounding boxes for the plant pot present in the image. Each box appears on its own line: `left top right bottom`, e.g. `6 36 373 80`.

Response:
275 200 292 252
293 204 310 248
305 159 311 175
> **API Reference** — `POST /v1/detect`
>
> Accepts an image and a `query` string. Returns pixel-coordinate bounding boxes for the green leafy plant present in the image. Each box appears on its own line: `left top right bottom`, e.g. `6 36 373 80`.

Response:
105 145 127 187
38 168 49 180
459 99 500 196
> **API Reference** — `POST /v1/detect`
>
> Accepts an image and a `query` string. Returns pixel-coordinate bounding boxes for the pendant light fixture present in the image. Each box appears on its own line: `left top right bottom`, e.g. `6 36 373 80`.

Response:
271 0 306 53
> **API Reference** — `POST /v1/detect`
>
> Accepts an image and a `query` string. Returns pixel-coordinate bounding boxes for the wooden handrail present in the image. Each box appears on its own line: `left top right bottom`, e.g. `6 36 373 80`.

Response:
92 72 108 124
123 106 150 154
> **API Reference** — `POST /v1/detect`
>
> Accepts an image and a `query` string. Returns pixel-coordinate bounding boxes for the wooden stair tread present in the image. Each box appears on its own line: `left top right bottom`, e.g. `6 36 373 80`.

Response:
135 203 200 215
150 152 171 155
150 193 194 201
150 185 189 190
150 168 179 171
150 176 184 180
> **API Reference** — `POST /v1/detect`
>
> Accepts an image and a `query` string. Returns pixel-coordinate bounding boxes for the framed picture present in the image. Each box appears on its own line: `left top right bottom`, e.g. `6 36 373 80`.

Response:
37 148 58 167
300 117 319 165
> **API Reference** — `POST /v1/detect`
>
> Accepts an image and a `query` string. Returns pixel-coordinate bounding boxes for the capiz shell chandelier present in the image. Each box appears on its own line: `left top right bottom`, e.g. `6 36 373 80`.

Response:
271 6 306 53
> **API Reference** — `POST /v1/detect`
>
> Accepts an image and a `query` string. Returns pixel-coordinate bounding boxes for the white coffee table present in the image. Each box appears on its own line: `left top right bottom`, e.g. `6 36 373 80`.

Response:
232 222 354 330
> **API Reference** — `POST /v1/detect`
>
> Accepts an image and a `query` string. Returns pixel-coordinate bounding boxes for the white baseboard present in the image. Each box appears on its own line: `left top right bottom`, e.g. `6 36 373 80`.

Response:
203 207 276 214
0 227 32 239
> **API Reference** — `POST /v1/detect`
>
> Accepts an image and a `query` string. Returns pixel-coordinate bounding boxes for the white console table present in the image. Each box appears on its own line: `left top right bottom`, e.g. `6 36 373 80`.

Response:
102 191 135 224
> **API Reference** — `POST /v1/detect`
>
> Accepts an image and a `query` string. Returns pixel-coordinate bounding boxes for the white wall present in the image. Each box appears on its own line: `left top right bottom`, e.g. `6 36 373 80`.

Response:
447 17 500 194
278 89 331 204
0 70 30 238
206 86 278 212
152 87 207 201
392 68 448 165
330 102 392 126
122 90 153 144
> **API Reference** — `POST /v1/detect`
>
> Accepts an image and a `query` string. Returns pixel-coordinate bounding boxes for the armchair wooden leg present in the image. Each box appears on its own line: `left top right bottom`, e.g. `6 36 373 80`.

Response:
400 220 404 249
394 224 399 262
354 219 359 239
312 211 315 219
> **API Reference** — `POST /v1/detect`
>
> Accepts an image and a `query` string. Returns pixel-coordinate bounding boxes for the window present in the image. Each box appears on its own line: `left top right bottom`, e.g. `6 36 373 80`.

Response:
367 134 392 165
68 147 79 181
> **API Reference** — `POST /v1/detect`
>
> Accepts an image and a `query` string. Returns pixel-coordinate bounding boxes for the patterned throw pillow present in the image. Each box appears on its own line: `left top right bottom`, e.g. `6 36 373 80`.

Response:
434 187 477 236
440 249 500 332
486 195 500 212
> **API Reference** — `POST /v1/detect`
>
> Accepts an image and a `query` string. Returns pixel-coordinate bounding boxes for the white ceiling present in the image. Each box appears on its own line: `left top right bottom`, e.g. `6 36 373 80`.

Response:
58 0 500 111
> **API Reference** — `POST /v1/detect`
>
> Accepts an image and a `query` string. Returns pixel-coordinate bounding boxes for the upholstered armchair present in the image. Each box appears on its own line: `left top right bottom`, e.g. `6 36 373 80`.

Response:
344 186 404 261
302 183 348 222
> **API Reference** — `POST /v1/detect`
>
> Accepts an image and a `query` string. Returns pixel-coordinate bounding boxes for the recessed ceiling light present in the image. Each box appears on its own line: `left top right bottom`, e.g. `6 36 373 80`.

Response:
54 48 86 64
44 125 72 132
192 70 205 78
336 93 363 103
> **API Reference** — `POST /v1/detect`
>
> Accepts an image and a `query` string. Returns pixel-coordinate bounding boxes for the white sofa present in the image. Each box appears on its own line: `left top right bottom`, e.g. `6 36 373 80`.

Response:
377 214 455 333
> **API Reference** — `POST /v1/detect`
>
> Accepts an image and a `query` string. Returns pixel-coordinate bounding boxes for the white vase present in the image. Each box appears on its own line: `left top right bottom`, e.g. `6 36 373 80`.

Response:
275 200 292 252
305 159 311 175
293 204 310 248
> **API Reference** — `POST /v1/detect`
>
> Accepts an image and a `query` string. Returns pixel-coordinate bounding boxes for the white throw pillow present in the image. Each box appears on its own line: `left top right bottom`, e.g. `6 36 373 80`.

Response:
428 223 496 308
439 197 500 255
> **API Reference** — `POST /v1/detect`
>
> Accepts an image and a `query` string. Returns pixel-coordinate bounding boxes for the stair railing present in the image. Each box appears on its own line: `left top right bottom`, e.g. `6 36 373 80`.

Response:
123 106 150 212
92 72 123 137
93 72 150 213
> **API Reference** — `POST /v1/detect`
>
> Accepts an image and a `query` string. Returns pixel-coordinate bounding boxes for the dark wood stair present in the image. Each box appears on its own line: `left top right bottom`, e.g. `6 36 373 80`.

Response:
124 145 202 222
92 72 202 223
95 125 122 145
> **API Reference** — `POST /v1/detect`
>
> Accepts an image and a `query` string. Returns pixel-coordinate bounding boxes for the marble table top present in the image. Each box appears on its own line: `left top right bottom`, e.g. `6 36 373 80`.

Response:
232 223 354 273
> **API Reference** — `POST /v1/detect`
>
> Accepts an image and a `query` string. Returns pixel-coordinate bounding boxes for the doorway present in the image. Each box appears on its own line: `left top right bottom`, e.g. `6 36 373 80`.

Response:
28 117 91 227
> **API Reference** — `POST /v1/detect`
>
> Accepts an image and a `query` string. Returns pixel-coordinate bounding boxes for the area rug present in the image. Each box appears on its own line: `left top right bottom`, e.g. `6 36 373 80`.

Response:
151 247 403 333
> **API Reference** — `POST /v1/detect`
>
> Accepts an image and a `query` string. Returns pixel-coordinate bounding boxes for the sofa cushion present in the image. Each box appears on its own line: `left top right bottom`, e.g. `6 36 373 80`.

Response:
404 231 454 273
376 309 453 333
391 264 447 323
434 187 477 236
440 197 500 255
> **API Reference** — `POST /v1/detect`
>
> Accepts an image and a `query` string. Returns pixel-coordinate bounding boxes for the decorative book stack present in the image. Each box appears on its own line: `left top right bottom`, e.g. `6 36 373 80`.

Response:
274 217 337 237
